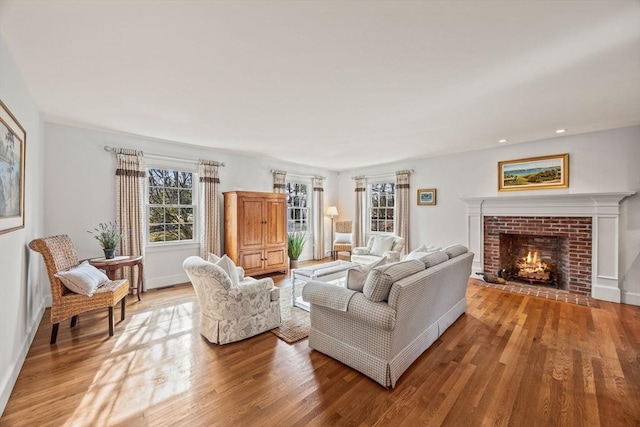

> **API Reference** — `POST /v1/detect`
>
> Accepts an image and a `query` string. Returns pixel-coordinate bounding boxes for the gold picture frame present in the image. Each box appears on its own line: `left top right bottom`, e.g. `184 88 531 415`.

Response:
417 188 436 205
0 100 26 234
498 153 569 192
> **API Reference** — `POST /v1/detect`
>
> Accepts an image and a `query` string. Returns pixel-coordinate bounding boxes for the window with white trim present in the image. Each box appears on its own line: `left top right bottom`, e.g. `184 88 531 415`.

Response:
147 168 196 243
369 182 395 233
285 182 309 232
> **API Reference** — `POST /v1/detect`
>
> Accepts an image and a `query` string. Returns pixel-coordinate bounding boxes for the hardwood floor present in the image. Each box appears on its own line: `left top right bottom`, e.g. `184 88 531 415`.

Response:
1 269 639 426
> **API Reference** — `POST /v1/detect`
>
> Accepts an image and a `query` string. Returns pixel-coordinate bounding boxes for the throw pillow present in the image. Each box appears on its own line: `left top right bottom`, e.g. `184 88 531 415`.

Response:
55 261 109 297
345 256 387 292
207 253 221 263
443 244 468 259
363 260 424 302
404 251 432 261
334 232 352 244
370 235 395 256
214 255 240 287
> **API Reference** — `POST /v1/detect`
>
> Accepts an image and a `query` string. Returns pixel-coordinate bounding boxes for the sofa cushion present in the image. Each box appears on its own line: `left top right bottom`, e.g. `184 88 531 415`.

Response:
363 260 424 302
422 251 450 268
370 235 396 256
443 244 468 259
346 256 387 292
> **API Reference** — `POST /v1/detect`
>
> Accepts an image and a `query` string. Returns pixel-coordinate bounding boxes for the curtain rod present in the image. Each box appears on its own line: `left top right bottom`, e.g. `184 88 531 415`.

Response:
104 146 225 167
270 169 325 180
351 170 413 180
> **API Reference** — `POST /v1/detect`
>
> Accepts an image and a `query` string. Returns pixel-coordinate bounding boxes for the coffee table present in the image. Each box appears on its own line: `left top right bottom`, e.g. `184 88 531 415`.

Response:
291 260 359 311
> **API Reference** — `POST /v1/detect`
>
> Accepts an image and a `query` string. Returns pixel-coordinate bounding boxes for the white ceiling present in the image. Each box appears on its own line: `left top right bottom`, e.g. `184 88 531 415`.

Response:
1 1 639 171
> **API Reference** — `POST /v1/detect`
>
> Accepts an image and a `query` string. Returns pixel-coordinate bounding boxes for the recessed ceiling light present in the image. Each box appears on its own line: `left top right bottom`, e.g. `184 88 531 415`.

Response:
555 129 567 134
498 139 508 143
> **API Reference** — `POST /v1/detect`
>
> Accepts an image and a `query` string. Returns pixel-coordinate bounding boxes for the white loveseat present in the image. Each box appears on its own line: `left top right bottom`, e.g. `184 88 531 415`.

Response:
351 234 405 265
302 245 473 388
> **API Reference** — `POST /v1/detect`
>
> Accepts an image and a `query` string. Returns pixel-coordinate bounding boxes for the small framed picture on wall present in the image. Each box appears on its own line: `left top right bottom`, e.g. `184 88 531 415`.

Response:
417 188 436 206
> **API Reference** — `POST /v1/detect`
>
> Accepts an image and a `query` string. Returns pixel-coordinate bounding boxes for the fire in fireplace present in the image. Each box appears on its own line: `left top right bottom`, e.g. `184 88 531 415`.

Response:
498 233 562 289
517 250 551 283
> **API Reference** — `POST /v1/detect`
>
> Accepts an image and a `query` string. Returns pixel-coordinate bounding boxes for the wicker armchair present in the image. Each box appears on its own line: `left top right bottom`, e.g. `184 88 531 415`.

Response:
332 220 353 260
29 235 130 344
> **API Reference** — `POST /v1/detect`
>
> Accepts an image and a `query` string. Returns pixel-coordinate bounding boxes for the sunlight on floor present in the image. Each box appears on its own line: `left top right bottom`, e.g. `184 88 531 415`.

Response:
67 301 199 425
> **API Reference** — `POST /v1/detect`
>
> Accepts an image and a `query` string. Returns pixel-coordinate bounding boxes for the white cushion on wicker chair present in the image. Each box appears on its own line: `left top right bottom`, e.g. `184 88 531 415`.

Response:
55 261 109 296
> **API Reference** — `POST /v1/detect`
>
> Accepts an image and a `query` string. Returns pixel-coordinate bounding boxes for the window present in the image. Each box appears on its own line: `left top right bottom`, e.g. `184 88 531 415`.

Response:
147 168 195 242
369 182 395 232
285 182 308 232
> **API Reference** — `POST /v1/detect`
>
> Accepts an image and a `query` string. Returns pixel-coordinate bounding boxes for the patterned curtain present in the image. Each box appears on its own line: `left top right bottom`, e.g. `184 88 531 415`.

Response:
199 161 222 258
353 176 367 247
312 177 324 260
395 170 411 255
115 148 145 289
272 170 287 193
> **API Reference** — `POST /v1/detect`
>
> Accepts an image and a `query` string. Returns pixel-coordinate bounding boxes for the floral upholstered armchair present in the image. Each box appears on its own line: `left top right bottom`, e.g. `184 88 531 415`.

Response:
183 256 281 344
351 234 405 265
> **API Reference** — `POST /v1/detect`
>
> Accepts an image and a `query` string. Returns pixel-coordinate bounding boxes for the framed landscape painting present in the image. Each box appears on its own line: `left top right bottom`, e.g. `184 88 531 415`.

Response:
498 153 569 192
417 188 436 205
0 100 26 234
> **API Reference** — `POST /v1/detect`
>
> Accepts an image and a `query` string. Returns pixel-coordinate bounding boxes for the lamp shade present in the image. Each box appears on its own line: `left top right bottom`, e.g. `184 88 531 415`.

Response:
326 206 339 217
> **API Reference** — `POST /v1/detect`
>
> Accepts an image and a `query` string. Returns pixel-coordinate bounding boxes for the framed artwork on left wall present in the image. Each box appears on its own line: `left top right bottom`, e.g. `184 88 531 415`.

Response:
0 100 26 234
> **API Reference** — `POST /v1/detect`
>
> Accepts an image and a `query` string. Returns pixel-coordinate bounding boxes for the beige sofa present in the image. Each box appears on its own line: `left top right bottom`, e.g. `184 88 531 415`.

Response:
302 245 473 388
351 234 405 265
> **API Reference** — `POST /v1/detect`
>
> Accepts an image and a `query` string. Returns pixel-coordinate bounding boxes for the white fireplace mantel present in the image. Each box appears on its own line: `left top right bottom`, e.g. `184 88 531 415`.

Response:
461 192 636 303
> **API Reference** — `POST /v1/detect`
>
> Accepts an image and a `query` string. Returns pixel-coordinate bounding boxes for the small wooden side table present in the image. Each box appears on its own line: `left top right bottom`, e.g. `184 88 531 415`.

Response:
89 255 144 301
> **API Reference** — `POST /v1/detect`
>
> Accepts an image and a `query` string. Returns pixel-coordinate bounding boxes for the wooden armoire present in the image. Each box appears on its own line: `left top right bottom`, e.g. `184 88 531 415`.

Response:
223 191 288 276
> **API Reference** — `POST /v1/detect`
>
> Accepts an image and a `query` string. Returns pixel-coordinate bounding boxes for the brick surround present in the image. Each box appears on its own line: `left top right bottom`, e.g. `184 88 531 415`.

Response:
483 216 593 295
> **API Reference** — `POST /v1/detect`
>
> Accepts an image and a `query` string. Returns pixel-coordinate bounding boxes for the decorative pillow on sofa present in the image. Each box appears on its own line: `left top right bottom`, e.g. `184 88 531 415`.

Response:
55 261 109 297
334 232 352 244
370 235 396 256
443 244 468 259
363 260 424 303
346 257 387 292
422 251 450 268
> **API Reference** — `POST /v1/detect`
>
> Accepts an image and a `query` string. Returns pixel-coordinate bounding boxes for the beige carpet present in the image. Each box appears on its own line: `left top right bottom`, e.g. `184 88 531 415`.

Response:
270 285 310 343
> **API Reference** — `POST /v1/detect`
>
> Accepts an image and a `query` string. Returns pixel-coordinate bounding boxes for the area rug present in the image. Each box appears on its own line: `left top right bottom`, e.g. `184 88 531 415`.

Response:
270 285 310 343
470 278 600 307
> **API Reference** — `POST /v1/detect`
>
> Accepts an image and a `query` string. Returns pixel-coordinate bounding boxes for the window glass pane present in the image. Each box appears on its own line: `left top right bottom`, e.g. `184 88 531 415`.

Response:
149 187 163 204
165 188 179 204
149 169 163 186
180 224 193 240
149 207 165 223
180 189 192 205
164 170 177 187
149 225 165 242
165 224 179 241
180 208 193 223
178 172 192 188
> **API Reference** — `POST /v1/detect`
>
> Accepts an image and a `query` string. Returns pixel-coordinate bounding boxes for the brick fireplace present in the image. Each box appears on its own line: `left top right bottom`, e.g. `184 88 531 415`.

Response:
461 192 634 302
483 216 592 295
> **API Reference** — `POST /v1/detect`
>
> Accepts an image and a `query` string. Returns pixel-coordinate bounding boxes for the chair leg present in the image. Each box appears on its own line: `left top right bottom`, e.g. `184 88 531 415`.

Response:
50 323 59 345
108 307 114 336
70 315 78 327
121 297 126 321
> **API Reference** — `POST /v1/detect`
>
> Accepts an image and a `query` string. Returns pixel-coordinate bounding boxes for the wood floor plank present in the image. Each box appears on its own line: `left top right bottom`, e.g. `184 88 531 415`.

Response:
2 265 639 426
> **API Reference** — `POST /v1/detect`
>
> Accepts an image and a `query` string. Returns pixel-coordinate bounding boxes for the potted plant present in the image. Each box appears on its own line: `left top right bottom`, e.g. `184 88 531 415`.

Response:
287 231 306 269
88 222 123 259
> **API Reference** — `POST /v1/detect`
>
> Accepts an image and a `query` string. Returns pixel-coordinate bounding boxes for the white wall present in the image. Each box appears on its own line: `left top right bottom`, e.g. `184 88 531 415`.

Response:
0 35 46 415
338 126 640 305
44 123 339 290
